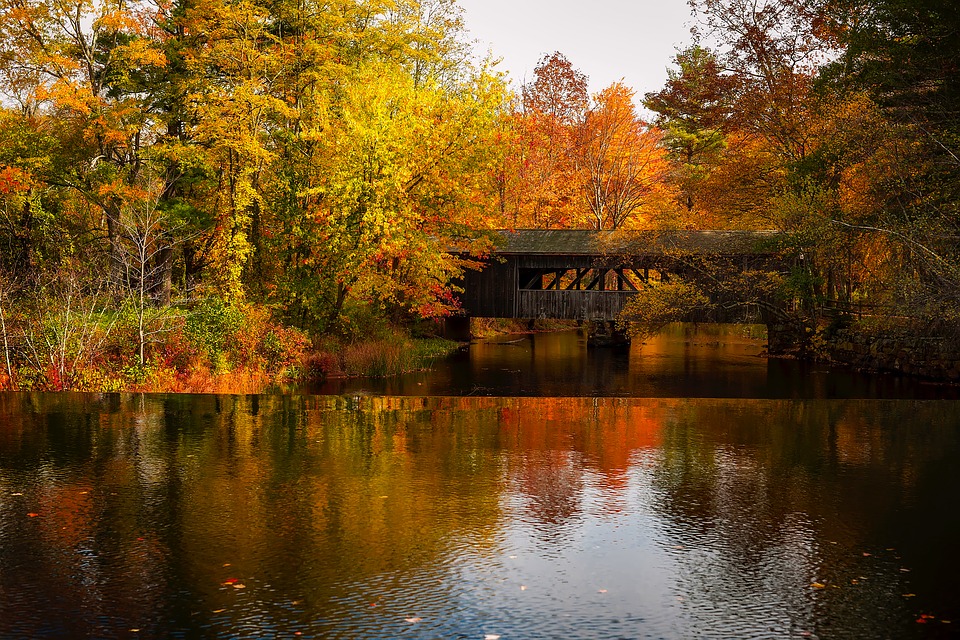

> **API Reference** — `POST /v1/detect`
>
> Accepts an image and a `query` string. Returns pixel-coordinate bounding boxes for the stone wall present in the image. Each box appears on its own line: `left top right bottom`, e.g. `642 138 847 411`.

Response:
828 329 960 381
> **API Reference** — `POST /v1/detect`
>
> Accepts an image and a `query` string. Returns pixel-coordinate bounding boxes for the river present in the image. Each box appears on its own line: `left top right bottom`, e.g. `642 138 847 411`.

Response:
1 325 958 639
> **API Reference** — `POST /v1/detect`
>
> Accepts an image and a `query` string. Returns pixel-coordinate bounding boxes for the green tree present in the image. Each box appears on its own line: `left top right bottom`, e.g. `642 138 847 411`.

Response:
644 46 736 215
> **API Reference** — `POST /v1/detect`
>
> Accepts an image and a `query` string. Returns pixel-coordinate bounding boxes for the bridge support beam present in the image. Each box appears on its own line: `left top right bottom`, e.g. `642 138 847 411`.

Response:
443 315 472 342
586 320 631 347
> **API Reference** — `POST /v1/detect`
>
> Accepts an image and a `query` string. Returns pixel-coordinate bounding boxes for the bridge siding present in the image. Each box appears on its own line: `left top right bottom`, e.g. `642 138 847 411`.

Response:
459 255 634 320
517 290 632 320
459 257 517 318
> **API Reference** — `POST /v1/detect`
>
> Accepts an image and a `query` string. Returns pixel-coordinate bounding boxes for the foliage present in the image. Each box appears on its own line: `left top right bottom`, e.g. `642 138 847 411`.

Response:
1 0 959 385
617 280 712 339
498 54 679 230
644 46 736 219
577 83 675 230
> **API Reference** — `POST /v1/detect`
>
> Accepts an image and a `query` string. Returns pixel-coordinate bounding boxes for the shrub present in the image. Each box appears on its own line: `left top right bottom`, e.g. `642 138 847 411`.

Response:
184 298 245 363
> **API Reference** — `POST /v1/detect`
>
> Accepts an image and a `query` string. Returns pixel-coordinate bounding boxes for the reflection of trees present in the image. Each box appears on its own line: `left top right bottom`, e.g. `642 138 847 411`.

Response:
0 394 671 633
0 394 510 636
3 394 957 637
496 398 664 538
650 400 960 638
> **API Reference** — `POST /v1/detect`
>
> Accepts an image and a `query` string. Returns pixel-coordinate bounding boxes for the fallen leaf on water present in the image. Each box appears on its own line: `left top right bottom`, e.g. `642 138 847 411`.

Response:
900 568 911 572
212 609 225 614
862 552 872 557
129 629 140 633
886 548 895 551
27 513 39 517
598 589 608 594
673 545 684 550
851 580 859 585
404 617 422 623
520 585 527 591
291 600 302 606
903 594 916 598
11 492 22 496
484 635 501 640
222 578 239 585
917 614 936 624
811 583 826 589
223 563 231 568
231 583 246 589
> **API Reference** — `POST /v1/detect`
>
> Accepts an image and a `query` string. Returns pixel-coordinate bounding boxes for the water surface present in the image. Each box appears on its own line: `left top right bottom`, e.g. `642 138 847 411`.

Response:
1 392 958 638
310 324 957 399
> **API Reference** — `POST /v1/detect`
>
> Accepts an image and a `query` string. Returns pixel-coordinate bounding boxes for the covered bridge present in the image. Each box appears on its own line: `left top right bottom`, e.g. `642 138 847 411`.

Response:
455 229 782 322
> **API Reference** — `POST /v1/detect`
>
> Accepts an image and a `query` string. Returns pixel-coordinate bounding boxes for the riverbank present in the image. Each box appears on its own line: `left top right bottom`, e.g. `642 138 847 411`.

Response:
765 314 960 384
825 325 960 382
0 299 460 394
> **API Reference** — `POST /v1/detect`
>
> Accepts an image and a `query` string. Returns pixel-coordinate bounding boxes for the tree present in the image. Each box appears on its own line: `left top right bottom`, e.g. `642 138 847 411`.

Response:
818 0 960 322
576 83 674 230
522 52 589 126
256 12 508 332
690 0 827 162
0 0 171 281
115 191 187 365
495 52 590 228
644 46 737 216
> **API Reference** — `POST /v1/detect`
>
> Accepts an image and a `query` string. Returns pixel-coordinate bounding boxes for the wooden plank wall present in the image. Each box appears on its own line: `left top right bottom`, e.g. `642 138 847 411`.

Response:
457 257 517 317
517 290 633 320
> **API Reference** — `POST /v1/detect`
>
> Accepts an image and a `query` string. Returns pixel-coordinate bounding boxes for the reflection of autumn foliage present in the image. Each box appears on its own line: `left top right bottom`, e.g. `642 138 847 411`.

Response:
494 398 666 527
2 394 960 636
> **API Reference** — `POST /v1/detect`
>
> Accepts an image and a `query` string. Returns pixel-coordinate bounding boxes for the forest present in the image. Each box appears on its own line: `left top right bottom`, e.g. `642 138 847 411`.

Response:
0 0 957 391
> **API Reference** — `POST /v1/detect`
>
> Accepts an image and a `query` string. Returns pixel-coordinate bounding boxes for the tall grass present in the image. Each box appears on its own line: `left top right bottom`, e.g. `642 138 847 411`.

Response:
340 334 457 378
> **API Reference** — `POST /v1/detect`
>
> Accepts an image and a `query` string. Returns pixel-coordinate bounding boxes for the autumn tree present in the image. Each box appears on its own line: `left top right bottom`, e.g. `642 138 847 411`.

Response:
0 0 173 282
496 52 588 228
816 0 960 323
237 0 509 332
576 83 673 230
522 51 589 126
690 0 827 162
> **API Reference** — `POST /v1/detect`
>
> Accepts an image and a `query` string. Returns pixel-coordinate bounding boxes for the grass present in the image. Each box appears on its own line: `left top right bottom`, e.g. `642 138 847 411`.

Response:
339 333 458 378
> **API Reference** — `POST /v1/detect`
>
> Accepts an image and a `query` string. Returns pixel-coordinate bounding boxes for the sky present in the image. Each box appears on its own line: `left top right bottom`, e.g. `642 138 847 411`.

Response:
456 0 696 103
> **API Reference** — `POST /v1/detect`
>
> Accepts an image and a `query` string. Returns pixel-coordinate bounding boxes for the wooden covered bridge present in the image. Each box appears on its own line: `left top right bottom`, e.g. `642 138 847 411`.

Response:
452 229 782 333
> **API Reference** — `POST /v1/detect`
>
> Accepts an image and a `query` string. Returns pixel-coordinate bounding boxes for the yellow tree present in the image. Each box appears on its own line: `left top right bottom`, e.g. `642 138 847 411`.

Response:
243 0 509 331
281 61 506 329
179 0 295 301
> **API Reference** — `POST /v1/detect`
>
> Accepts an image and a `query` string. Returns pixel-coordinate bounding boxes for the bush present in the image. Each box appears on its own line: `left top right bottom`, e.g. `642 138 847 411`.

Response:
184 298 245 361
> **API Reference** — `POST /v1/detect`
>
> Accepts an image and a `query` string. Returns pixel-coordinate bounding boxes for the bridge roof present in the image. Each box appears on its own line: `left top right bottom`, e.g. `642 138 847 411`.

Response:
490 229 781 256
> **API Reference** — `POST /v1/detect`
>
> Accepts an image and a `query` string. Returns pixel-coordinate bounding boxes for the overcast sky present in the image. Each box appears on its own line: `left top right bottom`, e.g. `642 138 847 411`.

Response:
456 0 696 102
